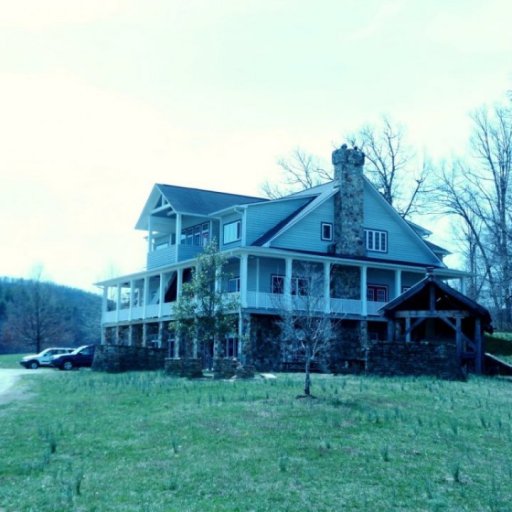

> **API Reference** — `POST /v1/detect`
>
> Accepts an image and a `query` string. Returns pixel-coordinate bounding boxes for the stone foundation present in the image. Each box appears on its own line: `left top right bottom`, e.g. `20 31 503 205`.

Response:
366 341 466 380
164 358 203 378
92 344 166 373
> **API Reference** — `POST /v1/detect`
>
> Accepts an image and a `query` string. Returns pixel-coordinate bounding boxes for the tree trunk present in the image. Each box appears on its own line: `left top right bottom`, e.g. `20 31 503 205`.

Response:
304 357 311 396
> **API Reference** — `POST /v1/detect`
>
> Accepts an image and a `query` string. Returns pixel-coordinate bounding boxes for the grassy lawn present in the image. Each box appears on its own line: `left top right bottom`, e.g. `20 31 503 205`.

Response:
0 353 24 369
486 332 512 365
0 367 511 511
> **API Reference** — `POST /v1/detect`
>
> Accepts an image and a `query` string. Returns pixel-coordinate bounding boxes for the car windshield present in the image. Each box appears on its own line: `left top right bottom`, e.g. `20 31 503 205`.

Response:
71 345 88 355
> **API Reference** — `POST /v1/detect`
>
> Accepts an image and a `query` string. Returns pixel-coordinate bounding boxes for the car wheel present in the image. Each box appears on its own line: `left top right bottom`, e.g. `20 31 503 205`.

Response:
63 361 73 371
28 361 39 370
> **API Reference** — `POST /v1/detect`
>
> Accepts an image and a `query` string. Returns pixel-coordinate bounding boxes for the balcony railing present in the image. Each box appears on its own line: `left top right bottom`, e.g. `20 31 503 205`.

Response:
102 292 387 324
147 244 205 270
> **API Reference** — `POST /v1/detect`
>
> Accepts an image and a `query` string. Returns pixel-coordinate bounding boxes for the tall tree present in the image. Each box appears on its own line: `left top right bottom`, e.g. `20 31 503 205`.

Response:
2 276 71 353
434 103 512 328
261 118 428 219
171 241 239 363
347 116 430 218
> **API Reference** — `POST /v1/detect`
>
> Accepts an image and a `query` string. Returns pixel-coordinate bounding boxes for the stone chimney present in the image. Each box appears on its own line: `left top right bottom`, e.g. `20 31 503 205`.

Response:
332 144 365 256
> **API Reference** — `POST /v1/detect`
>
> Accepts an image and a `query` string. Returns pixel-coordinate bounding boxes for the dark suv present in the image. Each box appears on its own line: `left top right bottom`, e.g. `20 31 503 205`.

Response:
51 345 96 371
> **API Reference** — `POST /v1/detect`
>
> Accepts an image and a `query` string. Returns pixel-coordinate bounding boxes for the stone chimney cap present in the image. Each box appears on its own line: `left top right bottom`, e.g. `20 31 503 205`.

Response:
332 144 365 166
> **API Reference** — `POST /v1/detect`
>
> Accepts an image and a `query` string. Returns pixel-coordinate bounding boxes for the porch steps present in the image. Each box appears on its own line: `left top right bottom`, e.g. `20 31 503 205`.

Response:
484 353 512 376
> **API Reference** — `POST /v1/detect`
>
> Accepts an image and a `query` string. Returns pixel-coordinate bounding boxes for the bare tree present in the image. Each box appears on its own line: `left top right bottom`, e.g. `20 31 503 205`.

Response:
276 262 337 397
261 148 331 199
2 274 70 353
261 118 428 219
434 103 512 328
347 116 431 218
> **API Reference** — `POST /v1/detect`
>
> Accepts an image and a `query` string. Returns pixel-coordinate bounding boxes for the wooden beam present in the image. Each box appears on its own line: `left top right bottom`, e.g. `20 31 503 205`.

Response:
475 318 483 374
394 310 469 319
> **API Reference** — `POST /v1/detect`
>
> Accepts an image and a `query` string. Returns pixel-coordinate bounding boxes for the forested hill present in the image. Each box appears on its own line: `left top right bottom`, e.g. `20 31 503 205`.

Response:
0 277 102 354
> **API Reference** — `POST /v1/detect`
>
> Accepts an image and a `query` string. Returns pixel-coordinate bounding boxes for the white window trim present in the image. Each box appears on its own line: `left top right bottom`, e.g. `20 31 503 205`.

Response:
223 220 241 244
321 222 333 241
365 229 388 253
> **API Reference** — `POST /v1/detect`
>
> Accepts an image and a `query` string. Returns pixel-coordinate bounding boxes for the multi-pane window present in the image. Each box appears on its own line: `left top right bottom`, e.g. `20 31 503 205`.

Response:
367 285 388 302
228 277 240 293
365 229 387 253
271 275 309 295
223 220 241 244
181 222 210 246
321 222 333 241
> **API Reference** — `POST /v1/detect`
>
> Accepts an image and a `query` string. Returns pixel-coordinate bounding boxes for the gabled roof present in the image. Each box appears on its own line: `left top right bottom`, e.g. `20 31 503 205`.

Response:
136 184 266 229
380 275 493 332
157 184 266 215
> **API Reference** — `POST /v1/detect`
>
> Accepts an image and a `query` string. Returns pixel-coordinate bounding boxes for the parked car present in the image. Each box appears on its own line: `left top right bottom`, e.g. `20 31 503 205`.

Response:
20 347 74 369
50 344 96 371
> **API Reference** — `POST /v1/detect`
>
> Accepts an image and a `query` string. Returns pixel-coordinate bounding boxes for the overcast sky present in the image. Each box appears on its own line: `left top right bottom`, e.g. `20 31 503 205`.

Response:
1 0 511 292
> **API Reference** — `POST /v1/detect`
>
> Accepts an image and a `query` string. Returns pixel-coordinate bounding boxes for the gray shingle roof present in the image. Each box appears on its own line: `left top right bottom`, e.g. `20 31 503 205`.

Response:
157 184 266 215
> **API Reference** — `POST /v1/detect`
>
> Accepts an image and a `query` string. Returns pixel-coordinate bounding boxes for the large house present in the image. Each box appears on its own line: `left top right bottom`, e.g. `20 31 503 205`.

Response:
97 145 467 371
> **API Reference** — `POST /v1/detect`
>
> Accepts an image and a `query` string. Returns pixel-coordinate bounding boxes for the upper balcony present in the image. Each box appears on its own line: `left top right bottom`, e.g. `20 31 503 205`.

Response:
147 244 204 269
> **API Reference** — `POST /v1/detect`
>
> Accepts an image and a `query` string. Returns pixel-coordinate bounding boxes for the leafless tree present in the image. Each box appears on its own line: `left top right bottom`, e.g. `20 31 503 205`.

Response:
2 273 70 353
262 118 429 219
275 262 337 397
434 104 512 328
261 148 331 199
347 116 431 218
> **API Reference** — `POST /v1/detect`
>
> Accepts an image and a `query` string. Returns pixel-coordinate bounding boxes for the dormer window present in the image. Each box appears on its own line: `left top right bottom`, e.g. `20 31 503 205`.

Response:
365 229 387 253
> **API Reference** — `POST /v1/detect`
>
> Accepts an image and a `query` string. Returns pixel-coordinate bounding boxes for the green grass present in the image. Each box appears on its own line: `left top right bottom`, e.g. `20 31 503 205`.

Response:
1 368 512 511
0 353 24 368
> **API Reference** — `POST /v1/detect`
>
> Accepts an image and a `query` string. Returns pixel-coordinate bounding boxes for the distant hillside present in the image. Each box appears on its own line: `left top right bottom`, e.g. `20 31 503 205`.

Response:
0 277 102 353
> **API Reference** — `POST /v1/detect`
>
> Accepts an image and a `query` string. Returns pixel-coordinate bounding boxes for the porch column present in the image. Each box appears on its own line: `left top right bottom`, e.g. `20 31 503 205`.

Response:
128 325 133 346
460 277 467 295
142 276 149 319
129 280 134 321
360 265 368 316
142 323 147 347
240 254 248 308
148 215 153 253
175 214 182 246
284 257 293 309
176 268 183 299
116 284 121 323
394 269 402 298
158 272 165 317
323 261 331 314
255 257 261 307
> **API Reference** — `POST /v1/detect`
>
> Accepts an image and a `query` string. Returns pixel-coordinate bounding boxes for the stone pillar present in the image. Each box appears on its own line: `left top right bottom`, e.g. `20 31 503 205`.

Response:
332 144 365 257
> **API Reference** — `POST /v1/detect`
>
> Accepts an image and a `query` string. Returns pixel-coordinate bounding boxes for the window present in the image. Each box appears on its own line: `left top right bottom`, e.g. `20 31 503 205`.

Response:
367 285 388 302
365 229 387 253
292 277 309 296
181 222 210 247
223 220 241 244
272 275 285 294
271 275 309 295
228 277 240 293
321 222 333 241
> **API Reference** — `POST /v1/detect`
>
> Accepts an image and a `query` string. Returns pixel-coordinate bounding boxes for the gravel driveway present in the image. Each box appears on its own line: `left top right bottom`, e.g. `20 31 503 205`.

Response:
0 368 51 405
